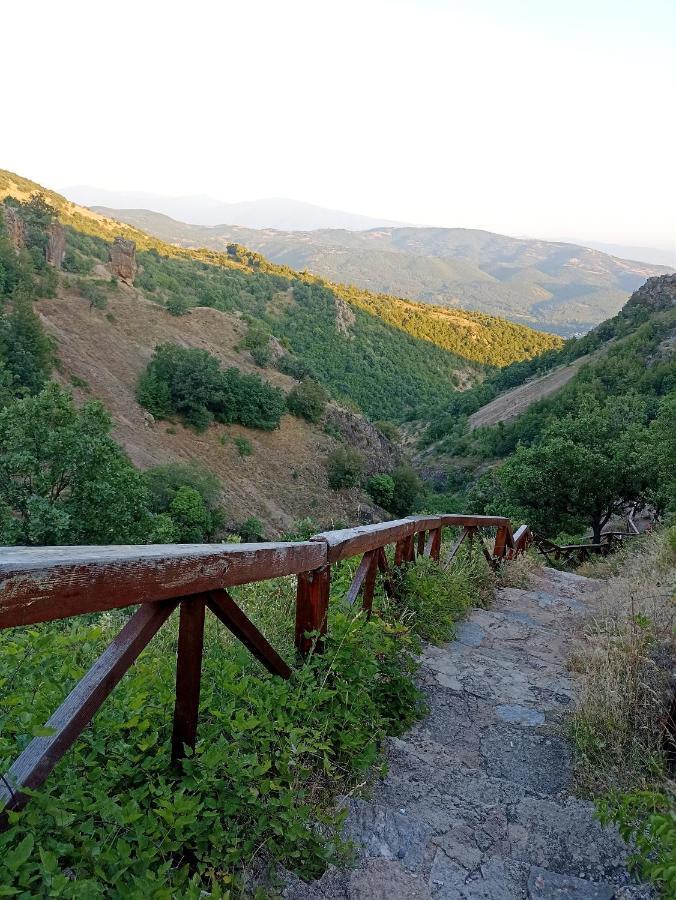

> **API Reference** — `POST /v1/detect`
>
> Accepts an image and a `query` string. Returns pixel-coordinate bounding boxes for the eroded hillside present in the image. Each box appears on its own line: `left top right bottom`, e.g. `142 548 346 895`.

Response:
38 272 391 534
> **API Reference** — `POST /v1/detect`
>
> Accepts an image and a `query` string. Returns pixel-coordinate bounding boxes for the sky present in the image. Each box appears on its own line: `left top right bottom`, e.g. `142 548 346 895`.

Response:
3 0 675 249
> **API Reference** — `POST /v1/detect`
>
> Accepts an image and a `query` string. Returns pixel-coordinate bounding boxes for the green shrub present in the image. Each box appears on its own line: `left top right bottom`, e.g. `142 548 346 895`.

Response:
166 295 191 316
597 791 676 897
366 473 395 508
144 461 224 541
237 516 265 542
327 446 364 490
234 436 252 457
137 343 286 432
396 556 480 643
374 420 399 442
79 279 107 310
0 591 425 894
389 464 422 516
286 380 329 423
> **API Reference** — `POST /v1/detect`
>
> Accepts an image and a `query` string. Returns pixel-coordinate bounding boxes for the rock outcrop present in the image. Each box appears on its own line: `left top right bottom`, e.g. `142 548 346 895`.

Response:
625 273 676 313
46 222 66 268
334 295 356 337
322 403 400 475
3 205 25 252
108 237 137 283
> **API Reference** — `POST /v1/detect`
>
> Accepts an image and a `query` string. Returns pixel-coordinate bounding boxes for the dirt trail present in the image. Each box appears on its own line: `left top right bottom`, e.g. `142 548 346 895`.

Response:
468 352 603 431
284 567 649 900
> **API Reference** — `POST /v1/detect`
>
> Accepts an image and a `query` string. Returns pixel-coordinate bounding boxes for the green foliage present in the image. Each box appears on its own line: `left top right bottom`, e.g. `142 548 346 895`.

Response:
286 379 329 423
597 791 676 897
137 343 286 432
374 420 399 442
0 585 427 894
396 552 494 644
144 462 225 542
237 516 265 542
389 464 423 516
366 473 395 508
233 435 252 457
165 294 191 316
0 384 153 545
327 446 364 490
0 295 54 397
499 396 655 541
79 278 108 311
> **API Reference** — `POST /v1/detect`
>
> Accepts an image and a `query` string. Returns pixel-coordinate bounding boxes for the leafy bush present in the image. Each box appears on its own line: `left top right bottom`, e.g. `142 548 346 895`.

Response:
0 384 153 545
165 295 191 316
327 447 364 490
233 436 252 457
237 516 265 542
0 589 425 894
286 380 329 423
389 464 422 516
366 473 395 507
144 462 224 541
137 343 286 432
79 279 107 310
396 552 494 643
374 420 399 442
597 791 676 897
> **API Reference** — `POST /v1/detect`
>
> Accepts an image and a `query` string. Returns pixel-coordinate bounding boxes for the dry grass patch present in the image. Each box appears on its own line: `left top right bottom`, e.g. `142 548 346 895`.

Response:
571 529 674 795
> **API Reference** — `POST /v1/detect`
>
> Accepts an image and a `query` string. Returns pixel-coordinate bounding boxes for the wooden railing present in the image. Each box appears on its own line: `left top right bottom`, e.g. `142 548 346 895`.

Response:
532 530 637 565
0 514 531 824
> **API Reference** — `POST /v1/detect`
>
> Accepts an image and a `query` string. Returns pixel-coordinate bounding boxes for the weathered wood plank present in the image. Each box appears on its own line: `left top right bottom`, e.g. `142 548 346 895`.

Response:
0 541 327 629
171 597 206 764
295 566 331 655
0 601 177 819
312 519 428 563
207 590 291 679
346 552 373 606
441 527 467 567
361 550 379 616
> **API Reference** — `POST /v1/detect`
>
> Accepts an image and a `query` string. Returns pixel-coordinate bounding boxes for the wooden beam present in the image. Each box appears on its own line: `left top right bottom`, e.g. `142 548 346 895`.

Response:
295 566 330 655
0 601 177 821
346 552 374 606
361 550 379 616
0 541 327 629
171 597 206 765
206 590 291 679
442 528 466 567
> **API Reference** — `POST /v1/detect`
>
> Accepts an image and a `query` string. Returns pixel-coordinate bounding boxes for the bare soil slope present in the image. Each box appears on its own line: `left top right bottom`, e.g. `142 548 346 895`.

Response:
37 277 382 535
467 351 604 431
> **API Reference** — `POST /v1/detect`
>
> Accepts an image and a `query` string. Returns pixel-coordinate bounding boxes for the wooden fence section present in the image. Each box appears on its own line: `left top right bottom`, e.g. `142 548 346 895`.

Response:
0 514 531 824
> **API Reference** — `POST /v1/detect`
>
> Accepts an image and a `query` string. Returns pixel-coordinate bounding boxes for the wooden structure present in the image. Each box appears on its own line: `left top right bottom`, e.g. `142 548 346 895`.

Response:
0 514 531 824
532 530 637 566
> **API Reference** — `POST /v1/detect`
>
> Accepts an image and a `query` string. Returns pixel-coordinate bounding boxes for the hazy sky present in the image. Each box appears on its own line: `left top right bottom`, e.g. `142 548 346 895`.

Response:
3 0 675 248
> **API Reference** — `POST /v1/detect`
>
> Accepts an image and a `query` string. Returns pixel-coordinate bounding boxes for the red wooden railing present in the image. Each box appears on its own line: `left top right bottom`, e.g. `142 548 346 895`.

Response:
0 514 531 824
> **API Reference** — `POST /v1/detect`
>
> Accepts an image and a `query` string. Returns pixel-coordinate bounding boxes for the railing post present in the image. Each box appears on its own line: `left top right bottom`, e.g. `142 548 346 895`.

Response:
361 550 379 617
417 530 426 558
295 565 330 656
429 527 442 561
493 525 508 560
171 596 206 765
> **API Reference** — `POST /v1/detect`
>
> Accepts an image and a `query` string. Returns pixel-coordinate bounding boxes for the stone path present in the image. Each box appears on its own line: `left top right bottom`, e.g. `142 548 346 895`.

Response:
284 567 650 900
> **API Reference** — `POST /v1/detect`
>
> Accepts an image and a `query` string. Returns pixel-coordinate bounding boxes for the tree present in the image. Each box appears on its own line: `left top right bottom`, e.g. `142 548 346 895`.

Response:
327 447 364 490
144 461 225 541
389 465 422 516
0 384 153 545
366 473 395 508
499 398 651 543
286 380 329 423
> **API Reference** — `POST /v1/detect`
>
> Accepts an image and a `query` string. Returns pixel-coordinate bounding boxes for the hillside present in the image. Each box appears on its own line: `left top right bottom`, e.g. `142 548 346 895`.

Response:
0 171 563 416
418 274 676 533
91 207 671 337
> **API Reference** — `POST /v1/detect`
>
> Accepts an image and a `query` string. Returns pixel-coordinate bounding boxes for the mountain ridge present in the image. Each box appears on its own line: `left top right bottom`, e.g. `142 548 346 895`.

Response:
90 206 672 338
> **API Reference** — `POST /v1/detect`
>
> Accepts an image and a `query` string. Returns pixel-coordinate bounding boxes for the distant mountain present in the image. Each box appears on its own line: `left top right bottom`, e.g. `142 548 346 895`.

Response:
91 208 672 337
63 186 407 230
557 238 676 269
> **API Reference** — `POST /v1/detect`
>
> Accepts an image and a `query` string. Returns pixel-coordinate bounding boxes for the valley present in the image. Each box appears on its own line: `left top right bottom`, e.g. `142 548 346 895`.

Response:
90 207 672 337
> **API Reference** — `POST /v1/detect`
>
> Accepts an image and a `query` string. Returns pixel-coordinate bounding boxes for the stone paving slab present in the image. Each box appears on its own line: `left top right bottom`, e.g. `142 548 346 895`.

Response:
284 568 646 900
